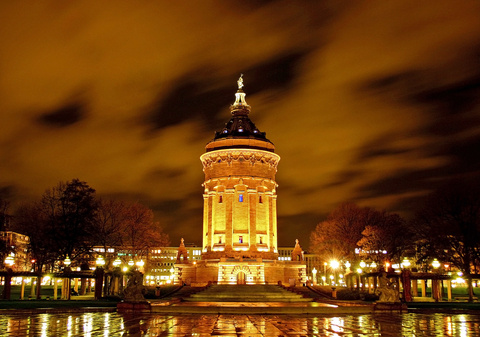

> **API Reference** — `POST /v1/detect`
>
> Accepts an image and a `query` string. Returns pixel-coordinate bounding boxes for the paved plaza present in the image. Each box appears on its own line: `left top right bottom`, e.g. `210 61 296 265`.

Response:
2 311 480 336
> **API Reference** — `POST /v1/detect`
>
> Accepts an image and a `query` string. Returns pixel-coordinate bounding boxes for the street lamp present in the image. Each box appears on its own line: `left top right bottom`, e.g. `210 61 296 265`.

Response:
401 258 411 269
113 258 122 268
312 267 317 285
330 260 340 285
359 260 366 269
64 256 71 267
96 255 105 267
136 260 145 268
431 259 441 270
4 254 14 267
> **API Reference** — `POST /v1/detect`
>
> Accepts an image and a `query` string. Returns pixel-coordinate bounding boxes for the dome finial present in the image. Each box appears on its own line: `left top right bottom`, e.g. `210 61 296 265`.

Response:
231 74 250 113
237 74 244 90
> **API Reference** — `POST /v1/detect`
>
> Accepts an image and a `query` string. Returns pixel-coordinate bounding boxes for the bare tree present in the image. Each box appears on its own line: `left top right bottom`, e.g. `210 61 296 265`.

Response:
93 199 127 264
40 179 98 261
13 202 57 272
0 198 12 262
310 203 377 264
120 201 170 263
413 182 480 301
357 212 411 264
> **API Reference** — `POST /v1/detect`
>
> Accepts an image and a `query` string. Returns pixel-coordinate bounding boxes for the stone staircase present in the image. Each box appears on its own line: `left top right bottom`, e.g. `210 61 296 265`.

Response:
184 284 313 302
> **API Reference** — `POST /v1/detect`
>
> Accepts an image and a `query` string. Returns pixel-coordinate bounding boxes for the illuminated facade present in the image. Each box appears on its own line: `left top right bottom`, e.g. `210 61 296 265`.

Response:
175 76 306 285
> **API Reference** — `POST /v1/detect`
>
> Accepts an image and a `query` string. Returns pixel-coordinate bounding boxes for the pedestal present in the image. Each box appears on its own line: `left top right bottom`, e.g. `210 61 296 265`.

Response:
117 301 152 312
374 302 408 312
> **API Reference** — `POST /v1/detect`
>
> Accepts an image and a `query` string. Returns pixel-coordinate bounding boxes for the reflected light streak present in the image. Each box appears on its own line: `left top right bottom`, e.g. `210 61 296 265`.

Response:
40 314 49 337
104 312 110 337
83 313 93 337
67 315 73 337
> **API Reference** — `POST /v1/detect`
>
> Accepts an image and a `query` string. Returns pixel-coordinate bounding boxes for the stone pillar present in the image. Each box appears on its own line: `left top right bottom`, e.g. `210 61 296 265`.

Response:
74 278 79 293
368 277 374 294
67 278 71 300
113 275 120 295
30 278 36 297
94 268 104 300
53 278 58 300
2 269 12 300
20 277 25 300
412 279 418 297
401 270 412 302
61 278 67 299
432 279 441 302
446 280 452 301
421 280 427 297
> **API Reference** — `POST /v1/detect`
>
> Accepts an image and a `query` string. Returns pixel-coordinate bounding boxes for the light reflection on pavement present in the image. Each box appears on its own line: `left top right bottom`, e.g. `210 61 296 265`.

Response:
1 311 480 336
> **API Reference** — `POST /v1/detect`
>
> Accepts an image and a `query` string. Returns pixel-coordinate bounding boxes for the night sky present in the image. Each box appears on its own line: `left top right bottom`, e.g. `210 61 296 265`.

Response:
1 1 479 249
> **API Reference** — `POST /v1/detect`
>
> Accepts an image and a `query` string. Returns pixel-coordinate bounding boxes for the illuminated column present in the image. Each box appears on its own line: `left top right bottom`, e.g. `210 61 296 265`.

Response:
411 279 418 297
421 280 427 297
446 280 452 301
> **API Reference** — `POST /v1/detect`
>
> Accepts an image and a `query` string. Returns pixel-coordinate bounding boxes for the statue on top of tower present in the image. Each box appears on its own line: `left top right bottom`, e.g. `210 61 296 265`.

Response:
237 74 244 90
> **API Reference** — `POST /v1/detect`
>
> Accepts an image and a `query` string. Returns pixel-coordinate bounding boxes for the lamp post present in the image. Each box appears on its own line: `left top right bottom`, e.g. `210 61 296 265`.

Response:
431 259 441 270
94 255 105 300
312 268 317 285
63 256 72 300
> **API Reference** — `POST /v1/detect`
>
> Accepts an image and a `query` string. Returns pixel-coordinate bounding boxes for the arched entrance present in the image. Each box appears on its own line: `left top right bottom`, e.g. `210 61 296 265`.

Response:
237 271 246 285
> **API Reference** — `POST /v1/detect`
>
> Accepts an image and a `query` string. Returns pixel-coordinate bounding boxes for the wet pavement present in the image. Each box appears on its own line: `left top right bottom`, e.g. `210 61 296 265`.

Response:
1 311 480 336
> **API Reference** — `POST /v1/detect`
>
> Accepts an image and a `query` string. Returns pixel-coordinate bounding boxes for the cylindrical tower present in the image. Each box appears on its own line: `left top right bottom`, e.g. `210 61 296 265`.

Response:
200 75 280 260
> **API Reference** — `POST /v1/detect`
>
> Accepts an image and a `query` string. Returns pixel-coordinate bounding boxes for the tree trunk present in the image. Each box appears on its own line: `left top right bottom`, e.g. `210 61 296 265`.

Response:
467 276 475 302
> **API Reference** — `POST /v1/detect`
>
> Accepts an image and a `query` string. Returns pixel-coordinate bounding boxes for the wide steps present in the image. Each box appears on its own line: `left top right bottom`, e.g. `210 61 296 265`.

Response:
185 285 312 302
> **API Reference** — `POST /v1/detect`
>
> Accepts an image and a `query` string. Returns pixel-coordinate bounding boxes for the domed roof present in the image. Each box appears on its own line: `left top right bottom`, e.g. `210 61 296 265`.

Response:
206 75 274 153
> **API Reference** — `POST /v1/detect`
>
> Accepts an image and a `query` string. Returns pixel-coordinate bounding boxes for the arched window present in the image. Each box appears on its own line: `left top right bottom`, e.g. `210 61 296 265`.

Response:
239 194 243 202
219 195 223 203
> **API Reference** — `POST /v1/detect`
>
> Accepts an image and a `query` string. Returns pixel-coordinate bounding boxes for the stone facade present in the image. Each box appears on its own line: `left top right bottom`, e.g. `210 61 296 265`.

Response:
174 76 306 286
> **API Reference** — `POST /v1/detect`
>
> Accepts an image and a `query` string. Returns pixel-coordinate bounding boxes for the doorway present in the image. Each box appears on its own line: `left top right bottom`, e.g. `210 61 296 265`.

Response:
237 272 246 285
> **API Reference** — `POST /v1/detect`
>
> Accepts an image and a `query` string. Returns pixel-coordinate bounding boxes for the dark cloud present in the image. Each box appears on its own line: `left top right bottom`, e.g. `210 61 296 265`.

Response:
242 51 308 95
147 51 308 134
147 72 232 132
360 66 480 137
437 134 480 176
37 101 86 127
0 185 16 200
146 167 188 181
